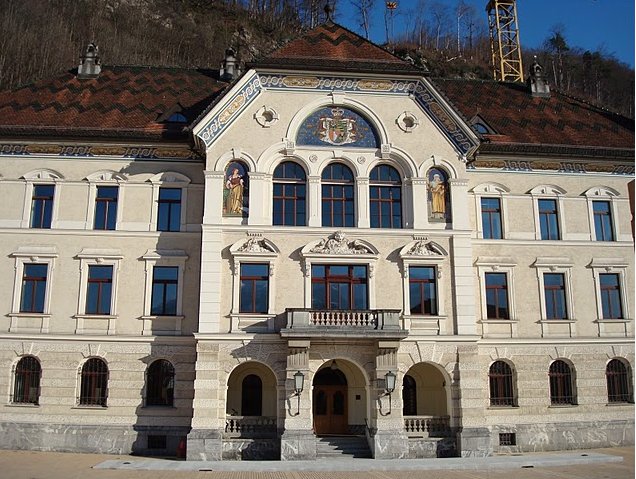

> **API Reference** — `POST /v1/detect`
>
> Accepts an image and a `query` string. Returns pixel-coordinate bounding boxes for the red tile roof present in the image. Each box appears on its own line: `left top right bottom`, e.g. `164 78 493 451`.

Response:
432 78 634 153
0 66 228 141
253 21 421 74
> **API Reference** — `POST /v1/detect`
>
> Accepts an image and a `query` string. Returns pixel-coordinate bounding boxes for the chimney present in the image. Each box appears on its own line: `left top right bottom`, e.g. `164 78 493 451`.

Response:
77 43 101 79
220 48 241 81
527 56 550 98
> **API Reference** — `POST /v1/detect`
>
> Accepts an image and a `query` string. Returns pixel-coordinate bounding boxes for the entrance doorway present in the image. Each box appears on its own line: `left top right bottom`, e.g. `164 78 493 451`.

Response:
313 367 348 435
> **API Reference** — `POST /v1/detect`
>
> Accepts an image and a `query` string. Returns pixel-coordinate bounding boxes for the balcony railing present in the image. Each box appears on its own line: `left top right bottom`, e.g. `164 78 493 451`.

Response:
404 415 451 437
224 416 277 438
284 308 405 335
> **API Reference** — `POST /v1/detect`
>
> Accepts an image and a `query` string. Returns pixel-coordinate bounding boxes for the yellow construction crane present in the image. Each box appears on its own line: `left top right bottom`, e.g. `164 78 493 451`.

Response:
487 0 524 83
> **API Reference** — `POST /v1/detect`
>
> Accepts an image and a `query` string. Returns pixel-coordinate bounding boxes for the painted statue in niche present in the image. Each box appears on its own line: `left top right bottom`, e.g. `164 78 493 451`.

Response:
296 106 379 148
223 161 248 216
427 168 451 222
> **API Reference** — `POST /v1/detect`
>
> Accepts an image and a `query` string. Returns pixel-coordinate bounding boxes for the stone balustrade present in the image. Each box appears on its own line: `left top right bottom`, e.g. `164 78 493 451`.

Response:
404 415 451 437
224 416 277 438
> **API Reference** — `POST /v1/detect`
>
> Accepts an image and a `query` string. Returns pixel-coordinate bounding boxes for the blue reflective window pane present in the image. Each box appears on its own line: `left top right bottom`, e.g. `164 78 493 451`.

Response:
410 267 434 280
353 284 367 309
312 283 326 309
30 185 54 229
154 267 178 281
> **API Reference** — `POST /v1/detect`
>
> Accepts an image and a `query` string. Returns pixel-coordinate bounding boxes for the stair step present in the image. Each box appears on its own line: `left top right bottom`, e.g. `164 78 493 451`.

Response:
316 436 372 459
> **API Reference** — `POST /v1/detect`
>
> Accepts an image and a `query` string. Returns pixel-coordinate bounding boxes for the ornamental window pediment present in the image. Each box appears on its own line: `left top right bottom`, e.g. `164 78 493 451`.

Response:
301 231 379 260
399 239 447 262
528 184 566 196
471 182 510 195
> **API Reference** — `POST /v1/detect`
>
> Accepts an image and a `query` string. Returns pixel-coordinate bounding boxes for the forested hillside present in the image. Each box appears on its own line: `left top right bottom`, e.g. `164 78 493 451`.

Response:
0 0 633 118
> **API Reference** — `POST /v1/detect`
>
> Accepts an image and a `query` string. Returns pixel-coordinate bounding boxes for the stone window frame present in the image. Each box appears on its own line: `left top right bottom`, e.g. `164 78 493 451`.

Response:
229 236 280 332
588 258 631 331
141 249 188 335
475 256 518 338
529 184 566 241
583 186 621 242
300 234 379 310
532 257 576 338
84 171 127 231
399 239 447 334
8 246 58 333
148 172 191 233
74 248 124 335
20 169 64 229
472 182 510 240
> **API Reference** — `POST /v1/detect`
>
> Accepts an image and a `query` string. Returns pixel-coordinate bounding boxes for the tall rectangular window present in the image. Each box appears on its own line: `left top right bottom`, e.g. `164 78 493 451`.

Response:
593 201 614 241
538 199 560 240
151 266 178 315
311 265 368 310
239 264 269 314
157 188 182 232
86 265 113 315
94 186 118 230
481 197 502 239
599 273 623 319
20 264 48 313
409 266 437 315
30 185 54 229
485 272 509 319
544 273 567 319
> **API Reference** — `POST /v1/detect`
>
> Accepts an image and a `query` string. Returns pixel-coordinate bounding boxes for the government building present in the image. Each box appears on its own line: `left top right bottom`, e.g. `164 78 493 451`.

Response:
0 21 633 460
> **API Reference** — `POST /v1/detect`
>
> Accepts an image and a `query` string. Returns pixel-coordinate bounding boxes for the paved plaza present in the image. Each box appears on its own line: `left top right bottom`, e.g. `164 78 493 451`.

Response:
0 447 632 479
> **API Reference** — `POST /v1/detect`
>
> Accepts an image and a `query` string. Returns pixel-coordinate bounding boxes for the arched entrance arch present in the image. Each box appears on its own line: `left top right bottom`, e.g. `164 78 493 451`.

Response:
312 359 367 436
226 361 277 417
403 362 450 420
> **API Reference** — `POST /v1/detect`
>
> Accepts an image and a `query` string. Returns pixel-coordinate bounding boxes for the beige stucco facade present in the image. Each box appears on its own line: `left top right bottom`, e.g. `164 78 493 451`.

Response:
0 62 633 460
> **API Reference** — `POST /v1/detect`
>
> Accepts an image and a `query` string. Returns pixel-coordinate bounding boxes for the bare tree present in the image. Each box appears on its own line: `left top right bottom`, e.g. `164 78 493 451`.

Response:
350 0 375 39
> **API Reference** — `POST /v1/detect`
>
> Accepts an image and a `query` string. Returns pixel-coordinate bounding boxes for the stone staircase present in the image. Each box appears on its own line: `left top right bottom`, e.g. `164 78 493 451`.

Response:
316 435 372 459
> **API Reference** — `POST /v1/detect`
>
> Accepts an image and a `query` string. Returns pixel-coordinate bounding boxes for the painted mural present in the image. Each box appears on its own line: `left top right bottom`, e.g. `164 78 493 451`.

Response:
427 168 451 222
296 107 379 148
223 161 248 216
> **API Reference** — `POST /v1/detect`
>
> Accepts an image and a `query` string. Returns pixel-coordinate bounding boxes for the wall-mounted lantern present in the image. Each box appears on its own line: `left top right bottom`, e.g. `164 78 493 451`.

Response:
291 370 305 416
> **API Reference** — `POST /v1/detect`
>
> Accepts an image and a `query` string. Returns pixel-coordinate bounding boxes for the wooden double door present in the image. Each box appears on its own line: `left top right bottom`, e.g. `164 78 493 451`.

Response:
313 367 348 435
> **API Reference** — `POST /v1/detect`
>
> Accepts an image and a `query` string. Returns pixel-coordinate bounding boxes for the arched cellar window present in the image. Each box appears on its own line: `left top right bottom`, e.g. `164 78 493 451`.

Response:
146 359 175 406
606 359 632 403
488 360 515 406
322 162 355 227
402 374 417 416
369 164 402 229
13 356 41 405
273 161 306 226
549 360 575 405
80 358 108 406
241 374 263 416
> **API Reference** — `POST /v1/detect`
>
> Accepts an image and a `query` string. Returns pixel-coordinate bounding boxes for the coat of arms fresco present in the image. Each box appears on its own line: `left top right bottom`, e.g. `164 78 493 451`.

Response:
296 106 379 148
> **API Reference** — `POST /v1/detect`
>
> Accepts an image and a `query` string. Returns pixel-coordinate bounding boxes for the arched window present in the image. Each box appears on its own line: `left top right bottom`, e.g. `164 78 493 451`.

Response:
402 374 417 416
79 358 108 406
322 163 355 227
606 359 632 403
241 374 263 416
489 361 515 406
13 356 41 405
369 164 401 229
146 359 175 406
273 161 306 226
549 360 575 405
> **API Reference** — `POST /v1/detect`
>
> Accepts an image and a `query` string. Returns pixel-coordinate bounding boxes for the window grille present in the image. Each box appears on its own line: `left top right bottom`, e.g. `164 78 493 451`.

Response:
79 358 108 406
13 356 41 404
549 360 575 405
606 359 632 403
489 361 515 406
147 435 167 449
499 432 516 446
146 359 175 406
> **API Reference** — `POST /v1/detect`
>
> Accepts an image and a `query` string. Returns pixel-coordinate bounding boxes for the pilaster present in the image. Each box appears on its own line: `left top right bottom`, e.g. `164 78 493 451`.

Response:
356 177 370 228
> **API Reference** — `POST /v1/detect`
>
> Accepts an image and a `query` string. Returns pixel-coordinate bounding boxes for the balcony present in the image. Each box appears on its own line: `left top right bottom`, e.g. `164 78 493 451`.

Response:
281 308 407 339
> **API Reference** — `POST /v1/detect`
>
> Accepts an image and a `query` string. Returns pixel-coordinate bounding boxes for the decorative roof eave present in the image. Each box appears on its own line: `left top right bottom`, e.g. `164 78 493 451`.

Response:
248 58 423 75
0 124 192 143
476 142 635 161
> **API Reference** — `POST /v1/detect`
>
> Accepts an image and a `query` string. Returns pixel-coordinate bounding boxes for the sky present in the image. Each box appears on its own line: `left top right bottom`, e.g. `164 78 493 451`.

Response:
335 0 635 68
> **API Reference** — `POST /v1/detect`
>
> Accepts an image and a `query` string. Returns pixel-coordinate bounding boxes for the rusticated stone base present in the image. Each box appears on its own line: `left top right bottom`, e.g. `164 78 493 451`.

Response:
186 428 222 461
0 421 136 454
458 427 492 457
492 419 635 453
369 431 409 459
280 430 316 460
407 437 457 458
222 438 280 460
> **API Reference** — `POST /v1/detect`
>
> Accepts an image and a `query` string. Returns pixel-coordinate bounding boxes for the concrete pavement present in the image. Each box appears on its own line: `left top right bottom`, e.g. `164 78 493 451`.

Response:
0 447 632 479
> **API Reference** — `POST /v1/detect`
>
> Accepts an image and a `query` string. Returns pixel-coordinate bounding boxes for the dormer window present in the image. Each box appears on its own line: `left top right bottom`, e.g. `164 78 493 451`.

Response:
167 112 187 123
473 123 489 135
469 115 496 135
